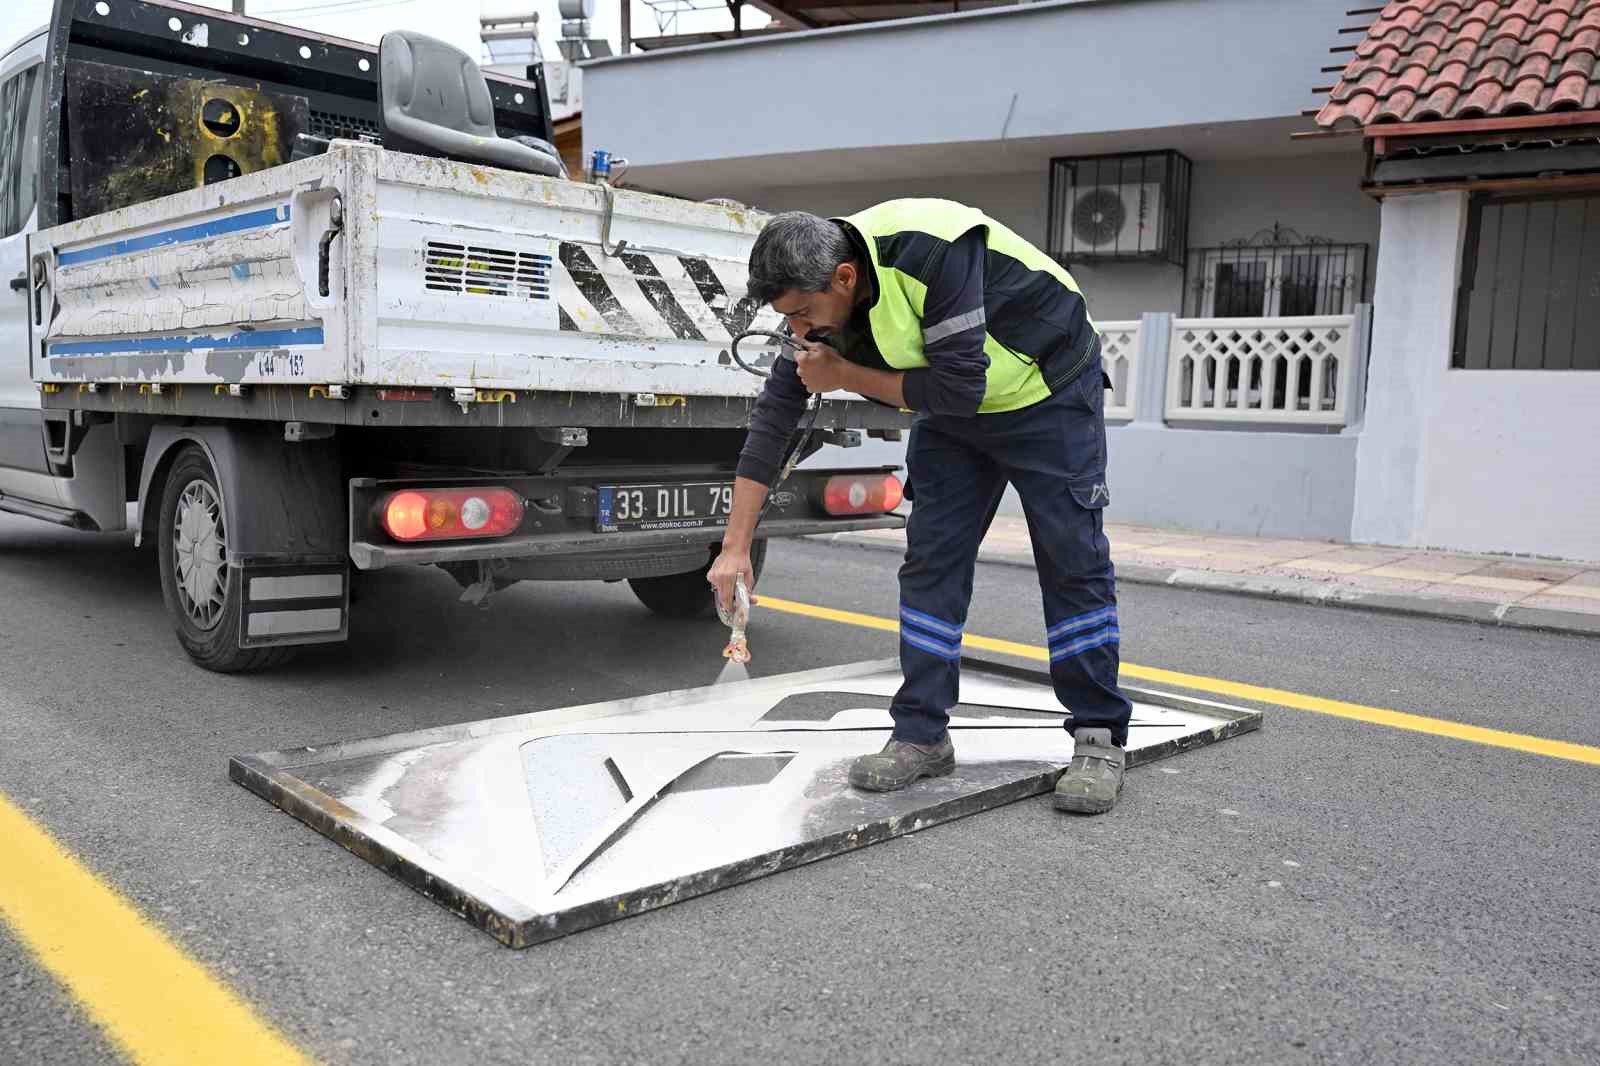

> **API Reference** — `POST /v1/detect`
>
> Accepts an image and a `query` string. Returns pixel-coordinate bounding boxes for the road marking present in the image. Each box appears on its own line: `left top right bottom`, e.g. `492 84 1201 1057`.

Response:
756 595 1600 767
0 792 314 1066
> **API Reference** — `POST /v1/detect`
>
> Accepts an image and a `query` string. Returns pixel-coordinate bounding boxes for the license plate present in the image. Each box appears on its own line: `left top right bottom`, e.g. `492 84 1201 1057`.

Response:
597 482 736 532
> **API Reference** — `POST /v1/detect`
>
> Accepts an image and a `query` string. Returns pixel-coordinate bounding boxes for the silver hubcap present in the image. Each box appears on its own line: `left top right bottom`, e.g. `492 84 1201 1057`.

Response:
173 479 228 630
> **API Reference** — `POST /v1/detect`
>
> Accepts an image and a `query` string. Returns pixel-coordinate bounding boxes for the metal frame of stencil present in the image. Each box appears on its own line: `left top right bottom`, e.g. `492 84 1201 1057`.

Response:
231 658 1261 947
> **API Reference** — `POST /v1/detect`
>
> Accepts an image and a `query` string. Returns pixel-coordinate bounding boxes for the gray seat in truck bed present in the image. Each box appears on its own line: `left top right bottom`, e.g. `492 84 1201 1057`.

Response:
377 30 563 177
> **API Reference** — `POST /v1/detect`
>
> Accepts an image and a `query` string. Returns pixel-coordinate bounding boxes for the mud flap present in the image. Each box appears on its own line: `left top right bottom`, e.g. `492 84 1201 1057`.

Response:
237 561 349 648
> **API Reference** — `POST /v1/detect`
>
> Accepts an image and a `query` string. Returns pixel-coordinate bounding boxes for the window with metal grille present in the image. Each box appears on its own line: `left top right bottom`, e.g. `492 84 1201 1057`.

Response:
423 241 552 301
1185 225 1369 318
1453 193 1600 370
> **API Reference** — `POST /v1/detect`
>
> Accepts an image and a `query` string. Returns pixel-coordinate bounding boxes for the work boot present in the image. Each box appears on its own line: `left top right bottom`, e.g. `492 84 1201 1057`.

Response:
1053 727 1125 814
849 736 956 792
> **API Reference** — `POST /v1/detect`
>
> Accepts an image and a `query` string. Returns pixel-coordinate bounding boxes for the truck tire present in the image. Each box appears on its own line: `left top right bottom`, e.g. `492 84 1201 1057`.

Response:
628 540 766 619
157 446 295 672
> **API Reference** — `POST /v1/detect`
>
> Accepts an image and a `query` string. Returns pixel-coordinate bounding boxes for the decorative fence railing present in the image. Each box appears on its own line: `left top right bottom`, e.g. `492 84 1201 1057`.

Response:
1097 320 1140 421
1164 315 1356 428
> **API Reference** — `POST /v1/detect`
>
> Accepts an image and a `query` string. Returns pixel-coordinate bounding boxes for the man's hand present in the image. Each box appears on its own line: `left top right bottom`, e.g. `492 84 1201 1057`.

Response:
793 340 853 395
707 477 771 616
793 338 909 410
707 544 755 618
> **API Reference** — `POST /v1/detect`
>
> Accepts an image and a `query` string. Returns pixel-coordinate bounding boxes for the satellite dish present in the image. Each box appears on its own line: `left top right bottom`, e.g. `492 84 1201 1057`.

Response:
1072 187 1125 247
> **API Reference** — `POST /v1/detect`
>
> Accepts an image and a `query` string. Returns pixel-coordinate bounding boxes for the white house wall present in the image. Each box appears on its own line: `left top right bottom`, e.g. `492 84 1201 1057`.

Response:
757 172 1050 248
1105 424 1358 538
1355 190 1600 561
1422 372 1600 560
585 0 1352 175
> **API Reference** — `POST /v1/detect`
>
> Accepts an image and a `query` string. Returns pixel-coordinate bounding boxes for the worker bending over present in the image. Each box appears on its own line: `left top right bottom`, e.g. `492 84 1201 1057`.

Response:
710 199 1133 814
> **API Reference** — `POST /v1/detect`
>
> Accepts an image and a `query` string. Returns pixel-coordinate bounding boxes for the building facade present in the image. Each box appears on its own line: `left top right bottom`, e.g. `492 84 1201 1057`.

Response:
584 0 1599 561
1318 0 1600 561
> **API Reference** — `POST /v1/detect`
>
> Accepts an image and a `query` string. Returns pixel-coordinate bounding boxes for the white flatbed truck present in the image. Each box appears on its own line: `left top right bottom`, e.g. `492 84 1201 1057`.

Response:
0 0 908 670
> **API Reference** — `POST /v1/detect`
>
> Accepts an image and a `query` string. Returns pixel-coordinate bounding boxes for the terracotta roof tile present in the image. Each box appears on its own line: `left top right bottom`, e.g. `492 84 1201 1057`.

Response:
1436 58 1473 88
1490 15 1531 42
1482 35 1519 65
1530 29 1565 53
1506 74 1546 107
1415 83 1464 116
1468 56 1516 86
1398 41 1443 69
1358 24 1413 55
1443 37 1480 64
1417 20 1453 46
1376 88 1422 119
1318 0 1600 127
1466 0 1503 23
1552 70 1591 102
1537 9 1573 32
1517 52 1555 79
1457 78 1507 112
1396 63 1433 91
1557 47 1597 75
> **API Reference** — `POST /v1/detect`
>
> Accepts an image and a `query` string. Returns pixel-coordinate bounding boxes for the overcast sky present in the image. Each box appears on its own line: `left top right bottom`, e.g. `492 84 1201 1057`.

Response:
2 0 767 65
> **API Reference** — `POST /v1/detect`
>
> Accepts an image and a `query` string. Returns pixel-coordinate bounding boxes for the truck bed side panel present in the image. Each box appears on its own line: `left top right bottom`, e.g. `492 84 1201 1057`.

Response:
31 152 351 388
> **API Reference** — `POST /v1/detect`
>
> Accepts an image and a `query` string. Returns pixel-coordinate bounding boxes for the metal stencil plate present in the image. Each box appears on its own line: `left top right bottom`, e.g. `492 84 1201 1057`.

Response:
231 658 1261 947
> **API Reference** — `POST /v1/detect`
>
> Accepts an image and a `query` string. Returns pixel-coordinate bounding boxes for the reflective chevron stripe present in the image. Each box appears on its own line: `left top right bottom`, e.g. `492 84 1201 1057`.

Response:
555 242 780 343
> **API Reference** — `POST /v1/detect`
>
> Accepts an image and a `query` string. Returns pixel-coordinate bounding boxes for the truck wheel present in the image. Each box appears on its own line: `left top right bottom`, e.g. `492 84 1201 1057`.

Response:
156 446 295 672
628 540 766 619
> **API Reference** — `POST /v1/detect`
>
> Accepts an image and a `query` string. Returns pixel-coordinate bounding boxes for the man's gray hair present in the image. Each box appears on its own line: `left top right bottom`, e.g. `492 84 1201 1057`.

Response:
746 212 857 306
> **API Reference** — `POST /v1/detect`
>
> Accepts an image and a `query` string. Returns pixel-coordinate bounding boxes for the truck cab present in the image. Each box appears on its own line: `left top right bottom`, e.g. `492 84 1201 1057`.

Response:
0 26 53 518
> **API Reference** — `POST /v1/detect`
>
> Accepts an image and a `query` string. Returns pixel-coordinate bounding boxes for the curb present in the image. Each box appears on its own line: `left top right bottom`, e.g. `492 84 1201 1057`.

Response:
808 532 1600 640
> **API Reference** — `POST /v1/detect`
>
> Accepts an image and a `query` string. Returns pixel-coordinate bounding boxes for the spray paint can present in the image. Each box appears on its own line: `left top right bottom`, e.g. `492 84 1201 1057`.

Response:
716 574 752 665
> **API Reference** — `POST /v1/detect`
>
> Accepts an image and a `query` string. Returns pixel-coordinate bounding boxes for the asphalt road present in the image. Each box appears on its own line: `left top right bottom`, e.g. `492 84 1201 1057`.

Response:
1 513 1597 1066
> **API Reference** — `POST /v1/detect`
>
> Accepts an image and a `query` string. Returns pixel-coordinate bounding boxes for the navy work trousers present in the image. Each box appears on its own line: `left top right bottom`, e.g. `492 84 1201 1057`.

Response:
890 370 1133 746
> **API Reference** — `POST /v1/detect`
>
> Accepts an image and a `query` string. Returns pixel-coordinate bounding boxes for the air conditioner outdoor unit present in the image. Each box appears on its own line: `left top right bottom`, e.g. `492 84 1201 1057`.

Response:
1067 182 1164 256
1048 150 1190 267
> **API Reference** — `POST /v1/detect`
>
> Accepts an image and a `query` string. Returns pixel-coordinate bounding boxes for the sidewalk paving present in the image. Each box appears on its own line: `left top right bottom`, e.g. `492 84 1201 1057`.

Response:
813 518 1600 638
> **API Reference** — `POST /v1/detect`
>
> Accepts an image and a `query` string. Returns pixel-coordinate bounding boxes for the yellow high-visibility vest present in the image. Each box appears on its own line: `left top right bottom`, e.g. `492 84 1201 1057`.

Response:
838 198 1099 414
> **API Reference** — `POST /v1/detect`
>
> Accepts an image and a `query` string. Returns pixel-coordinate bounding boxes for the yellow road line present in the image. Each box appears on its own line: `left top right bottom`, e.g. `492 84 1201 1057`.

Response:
756 595 1600 767
0 792 314 1066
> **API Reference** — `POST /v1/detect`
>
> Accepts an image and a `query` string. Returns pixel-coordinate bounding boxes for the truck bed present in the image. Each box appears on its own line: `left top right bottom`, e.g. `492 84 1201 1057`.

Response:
30 141 796 403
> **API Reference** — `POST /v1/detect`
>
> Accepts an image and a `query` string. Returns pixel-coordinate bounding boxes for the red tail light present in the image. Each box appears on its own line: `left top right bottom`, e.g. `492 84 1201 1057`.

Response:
820 474 904 516
380 487 525 542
